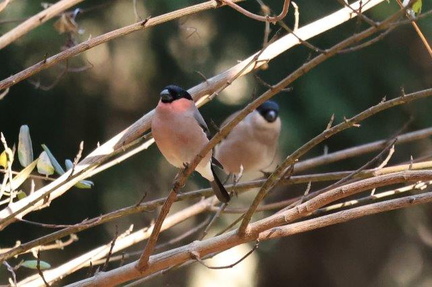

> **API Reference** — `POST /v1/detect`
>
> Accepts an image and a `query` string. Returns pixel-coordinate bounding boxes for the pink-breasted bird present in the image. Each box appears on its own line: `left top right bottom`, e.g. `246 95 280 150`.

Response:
151 85 230 203
215 101 281 176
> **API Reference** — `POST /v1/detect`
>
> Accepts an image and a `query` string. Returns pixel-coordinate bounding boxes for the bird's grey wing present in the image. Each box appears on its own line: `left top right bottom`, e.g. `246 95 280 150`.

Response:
193 108 211 138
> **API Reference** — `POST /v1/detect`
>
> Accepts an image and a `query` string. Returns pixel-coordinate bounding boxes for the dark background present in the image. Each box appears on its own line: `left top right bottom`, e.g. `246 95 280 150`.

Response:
1 0 432 286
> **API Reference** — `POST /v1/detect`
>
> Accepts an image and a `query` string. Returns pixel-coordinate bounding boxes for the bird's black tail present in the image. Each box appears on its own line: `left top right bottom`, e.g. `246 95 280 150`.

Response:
210 160 230 203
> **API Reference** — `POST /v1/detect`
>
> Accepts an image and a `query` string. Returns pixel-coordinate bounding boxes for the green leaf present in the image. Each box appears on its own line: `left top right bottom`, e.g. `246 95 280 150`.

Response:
37 151 55 176
412 0 422 14
17 190 27 200
21 260 51 270
18 125 34 167
65 159 94 189
74 180 94 189
0 150 8 168
41 144 65 175
4 160 38 191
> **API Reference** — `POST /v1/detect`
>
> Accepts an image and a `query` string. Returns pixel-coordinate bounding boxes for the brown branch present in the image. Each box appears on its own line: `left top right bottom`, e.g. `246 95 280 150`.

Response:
252 170 432 235
294 126 432 173
136 190 178 270
304 139 397 200
0 0 85 50
258 190 432 240
237 7 422 235
17 199 212 286
0 0 244 91
68 171 432 286
0 0 387 230
312 180 428 216
135 19 282 270
36 250 50 287
102 227 118 272
0 85 432 262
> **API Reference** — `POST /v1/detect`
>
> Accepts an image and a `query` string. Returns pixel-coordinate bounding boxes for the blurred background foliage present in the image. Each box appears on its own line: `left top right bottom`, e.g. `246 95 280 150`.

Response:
0 0 432 286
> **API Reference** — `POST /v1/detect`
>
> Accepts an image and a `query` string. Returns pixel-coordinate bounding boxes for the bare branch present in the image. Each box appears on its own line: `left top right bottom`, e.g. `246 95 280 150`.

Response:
36 250 50 287
0 0 85 49
68 171 432 286
259 190 432 240
17 199 211 286
192 241 259 269
0 0 244 91
222 0 290 24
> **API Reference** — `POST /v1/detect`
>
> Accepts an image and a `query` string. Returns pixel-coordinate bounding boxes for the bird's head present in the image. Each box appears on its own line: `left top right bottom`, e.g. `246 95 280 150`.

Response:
256 101 279 123
160 85 193 103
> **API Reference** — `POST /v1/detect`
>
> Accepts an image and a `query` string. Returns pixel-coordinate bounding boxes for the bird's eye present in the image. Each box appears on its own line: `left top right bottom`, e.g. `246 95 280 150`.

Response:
264 110 278 122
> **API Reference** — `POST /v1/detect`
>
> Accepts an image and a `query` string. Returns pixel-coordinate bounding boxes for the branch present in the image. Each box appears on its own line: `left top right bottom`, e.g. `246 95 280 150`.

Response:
222 0 290 24
68 171 432 286
0 0 243 91
0 0 388 231
237 7 422 235
17 199 212 286
258 190 432 240
294 127 432 173
0 0 85 50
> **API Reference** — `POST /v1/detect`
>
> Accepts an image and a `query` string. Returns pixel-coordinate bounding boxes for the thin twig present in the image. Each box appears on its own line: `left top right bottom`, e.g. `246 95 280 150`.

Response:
199 201 228 240
3 261 17 286
192 240 259 269
155 216 211 251
36 250 50 287
102 226 118 271
313 180 429 216
222 0 290 24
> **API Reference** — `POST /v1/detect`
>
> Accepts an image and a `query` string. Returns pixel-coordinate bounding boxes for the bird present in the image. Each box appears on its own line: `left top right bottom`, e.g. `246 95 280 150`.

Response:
215 100 281 178
151 85 230 203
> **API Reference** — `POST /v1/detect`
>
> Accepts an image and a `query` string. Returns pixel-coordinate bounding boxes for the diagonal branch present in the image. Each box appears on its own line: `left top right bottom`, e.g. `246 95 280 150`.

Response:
0 0 388 232
17 199 212 286
0 0 85 50
237 6 413 235
68 171 432 286
0 0 243 91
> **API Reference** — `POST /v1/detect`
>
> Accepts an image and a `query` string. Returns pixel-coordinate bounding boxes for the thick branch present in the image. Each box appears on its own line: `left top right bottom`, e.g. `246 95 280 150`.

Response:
68 171 432 286
237 7 422 235
0 0 387 230
17 199 211 286
258 190 432 240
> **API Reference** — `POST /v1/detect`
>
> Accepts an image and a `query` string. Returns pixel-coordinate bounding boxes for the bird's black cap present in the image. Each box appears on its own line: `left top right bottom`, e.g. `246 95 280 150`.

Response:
256 100 279 123
160 85 193 103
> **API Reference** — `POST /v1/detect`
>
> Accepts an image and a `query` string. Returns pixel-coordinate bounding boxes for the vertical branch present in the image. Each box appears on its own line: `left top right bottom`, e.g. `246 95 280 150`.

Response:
135 190 177 270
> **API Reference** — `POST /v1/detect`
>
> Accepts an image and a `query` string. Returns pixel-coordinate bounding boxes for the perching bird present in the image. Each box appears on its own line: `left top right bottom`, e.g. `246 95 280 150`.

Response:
215 100 281 177
151 85 230 203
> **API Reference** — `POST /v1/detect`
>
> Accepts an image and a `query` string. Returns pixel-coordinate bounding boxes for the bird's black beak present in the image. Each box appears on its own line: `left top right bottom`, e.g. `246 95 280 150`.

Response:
160 89 173 103
264 110 278 123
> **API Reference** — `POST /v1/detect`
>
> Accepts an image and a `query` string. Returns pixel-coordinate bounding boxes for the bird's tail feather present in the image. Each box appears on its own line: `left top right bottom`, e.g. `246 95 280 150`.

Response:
210 163 230 203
